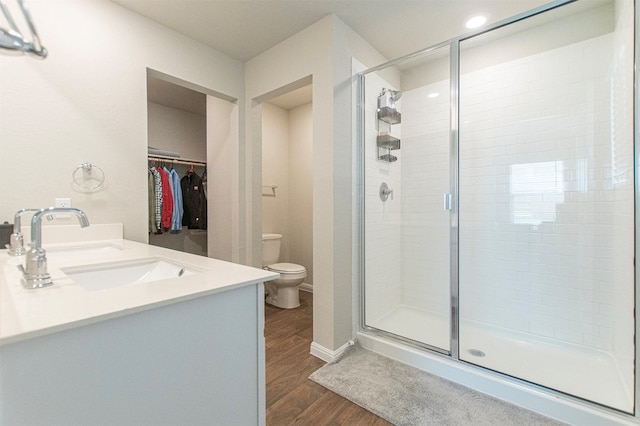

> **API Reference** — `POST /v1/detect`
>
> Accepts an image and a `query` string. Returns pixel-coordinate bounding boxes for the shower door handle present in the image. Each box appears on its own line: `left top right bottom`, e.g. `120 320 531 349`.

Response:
444 193 452 210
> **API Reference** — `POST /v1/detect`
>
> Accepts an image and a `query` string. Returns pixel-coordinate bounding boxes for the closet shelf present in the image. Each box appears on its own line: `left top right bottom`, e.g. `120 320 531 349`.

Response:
148 154 206 166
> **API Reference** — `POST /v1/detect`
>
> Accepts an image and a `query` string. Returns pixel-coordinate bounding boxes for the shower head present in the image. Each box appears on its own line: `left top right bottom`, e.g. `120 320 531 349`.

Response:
381 88 402 101
389 90 402 101
378 88 402 112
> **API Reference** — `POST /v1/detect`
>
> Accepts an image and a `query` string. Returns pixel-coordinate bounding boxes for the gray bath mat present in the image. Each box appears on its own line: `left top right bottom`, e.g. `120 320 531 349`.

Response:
309 344 566 426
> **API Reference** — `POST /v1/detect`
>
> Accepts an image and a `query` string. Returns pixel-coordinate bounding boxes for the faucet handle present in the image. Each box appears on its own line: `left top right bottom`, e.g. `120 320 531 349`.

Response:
379 182 394 202
7 208 40 256
7 232 26 255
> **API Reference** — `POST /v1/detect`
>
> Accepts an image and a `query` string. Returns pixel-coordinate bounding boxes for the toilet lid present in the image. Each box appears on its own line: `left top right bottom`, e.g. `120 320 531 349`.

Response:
267 263 306 273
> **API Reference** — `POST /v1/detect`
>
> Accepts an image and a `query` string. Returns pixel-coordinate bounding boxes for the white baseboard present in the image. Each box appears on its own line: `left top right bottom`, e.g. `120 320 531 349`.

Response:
310 340 353 363
299 283 313 293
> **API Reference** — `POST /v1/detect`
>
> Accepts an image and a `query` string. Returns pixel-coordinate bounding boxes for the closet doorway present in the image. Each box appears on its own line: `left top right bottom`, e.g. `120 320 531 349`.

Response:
146 69 239 261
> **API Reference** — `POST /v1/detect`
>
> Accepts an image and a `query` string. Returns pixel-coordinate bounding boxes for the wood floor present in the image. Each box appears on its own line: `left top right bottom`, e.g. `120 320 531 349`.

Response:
265 291 392 426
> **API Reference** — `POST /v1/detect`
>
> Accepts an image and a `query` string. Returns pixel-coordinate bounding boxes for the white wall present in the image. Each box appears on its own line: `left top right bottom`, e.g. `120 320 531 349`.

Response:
0 0 243 245
207 95 240 262
147 102 206 162
288 103 314 285
262 102 291 256
246 15 387 352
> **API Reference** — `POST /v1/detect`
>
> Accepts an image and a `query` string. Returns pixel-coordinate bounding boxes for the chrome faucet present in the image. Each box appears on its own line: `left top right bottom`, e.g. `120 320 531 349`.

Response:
6 208 40 255
21 207 90 289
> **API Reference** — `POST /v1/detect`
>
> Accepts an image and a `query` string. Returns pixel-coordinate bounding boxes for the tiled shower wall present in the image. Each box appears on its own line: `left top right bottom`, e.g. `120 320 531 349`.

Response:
456 30 633 357
400 81 451 316
397 26 634 369
610 0 635 375
366 13 633 374
363 72 403 323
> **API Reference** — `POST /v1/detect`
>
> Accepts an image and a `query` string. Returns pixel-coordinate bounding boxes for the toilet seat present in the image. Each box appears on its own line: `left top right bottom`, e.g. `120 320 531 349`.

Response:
266 263 306 274
264 262 306 309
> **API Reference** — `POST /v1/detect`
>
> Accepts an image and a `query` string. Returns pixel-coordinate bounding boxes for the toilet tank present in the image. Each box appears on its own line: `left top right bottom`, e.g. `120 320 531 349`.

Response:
261 234 282 266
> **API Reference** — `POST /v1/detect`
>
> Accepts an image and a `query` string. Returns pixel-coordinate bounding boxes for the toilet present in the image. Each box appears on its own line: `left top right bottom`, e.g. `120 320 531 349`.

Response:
262 233 307 309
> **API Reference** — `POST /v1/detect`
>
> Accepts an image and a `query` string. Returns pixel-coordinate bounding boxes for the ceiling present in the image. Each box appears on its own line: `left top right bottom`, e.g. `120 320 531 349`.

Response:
267 85 313 110
147 77 207 115
147 73 313 114
136 0 601 113
113 0 557 63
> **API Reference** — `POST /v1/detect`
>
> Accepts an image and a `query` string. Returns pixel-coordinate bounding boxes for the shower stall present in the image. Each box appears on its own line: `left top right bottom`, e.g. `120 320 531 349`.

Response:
358 0 636 419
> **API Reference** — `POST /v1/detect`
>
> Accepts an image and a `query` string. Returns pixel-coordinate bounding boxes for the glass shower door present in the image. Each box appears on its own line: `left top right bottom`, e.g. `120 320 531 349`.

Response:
457 0 635 412
362 46 451 352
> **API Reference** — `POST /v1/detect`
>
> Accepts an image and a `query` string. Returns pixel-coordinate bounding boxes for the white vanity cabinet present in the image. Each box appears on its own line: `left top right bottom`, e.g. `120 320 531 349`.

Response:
0 238 276 426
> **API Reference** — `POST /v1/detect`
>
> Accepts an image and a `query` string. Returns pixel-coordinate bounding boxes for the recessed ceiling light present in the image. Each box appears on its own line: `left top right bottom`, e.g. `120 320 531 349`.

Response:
427 92 439 98
465 13 489 29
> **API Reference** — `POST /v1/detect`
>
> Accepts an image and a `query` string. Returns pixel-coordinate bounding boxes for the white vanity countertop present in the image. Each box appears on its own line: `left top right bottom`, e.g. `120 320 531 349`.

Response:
0 239 278 345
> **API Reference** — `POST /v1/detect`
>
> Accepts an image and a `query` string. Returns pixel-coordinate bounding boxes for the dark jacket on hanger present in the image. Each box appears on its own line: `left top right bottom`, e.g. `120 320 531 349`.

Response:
181 171 207 230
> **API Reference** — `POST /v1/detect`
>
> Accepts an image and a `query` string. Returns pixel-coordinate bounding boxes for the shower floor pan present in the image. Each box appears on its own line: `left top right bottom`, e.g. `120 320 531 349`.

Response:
369 305 632 412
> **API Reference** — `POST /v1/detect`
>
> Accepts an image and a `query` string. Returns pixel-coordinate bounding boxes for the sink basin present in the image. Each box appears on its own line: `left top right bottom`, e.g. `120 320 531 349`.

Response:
61 258 200 292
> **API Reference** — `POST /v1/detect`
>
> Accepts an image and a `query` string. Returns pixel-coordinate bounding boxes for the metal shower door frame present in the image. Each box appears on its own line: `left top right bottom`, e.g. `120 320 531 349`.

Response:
358 0 638 417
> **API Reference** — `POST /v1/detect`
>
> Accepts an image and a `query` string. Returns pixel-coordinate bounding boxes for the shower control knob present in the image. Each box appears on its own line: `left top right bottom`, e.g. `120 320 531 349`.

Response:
380 182 393 202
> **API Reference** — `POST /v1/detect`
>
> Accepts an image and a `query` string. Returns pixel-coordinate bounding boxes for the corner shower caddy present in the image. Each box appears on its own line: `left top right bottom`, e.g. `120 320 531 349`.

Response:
376 88 401 162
